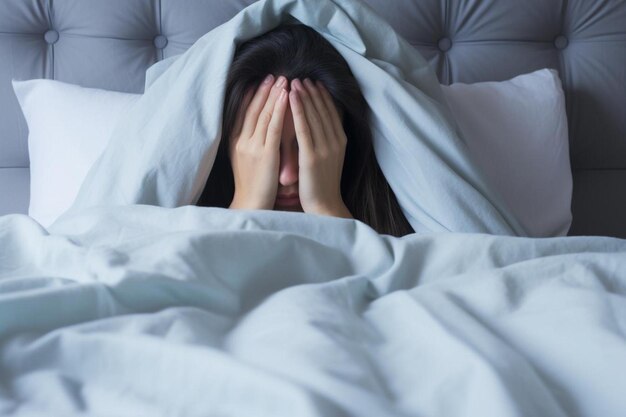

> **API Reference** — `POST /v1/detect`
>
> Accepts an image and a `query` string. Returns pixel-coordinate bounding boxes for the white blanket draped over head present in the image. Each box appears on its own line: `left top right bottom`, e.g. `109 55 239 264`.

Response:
65 0 527 236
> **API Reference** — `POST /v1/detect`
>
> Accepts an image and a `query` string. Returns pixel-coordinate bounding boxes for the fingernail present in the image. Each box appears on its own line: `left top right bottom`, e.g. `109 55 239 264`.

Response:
263 74 274 84
275 76 286 88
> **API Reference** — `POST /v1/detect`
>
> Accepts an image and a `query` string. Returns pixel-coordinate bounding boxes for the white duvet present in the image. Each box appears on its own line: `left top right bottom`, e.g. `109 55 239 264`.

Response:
1 206 626 416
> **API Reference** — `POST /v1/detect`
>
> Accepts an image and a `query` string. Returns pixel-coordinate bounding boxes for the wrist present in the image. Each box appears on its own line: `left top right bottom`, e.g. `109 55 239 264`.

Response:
310 201 353 219
230 194 272 210
229 194 245 209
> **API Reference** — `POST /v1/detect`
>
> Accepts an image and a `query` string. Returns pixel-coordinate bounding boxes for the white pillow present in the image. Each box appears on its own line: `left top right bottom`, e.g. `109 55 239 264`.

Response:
440 68 572 237
12 79 141 228
12 68 572 236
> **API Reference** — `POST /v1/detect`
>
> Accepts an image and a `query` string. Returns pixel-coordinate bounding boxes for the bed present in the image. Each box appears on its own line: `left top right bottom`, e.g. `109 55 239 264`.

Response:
1 1 626 416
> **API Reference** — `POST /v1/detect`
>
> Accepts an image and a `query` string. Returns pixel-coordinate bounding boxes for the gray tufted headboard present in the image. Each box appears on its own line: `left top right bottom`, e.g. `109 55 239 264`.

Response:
1 0 625 237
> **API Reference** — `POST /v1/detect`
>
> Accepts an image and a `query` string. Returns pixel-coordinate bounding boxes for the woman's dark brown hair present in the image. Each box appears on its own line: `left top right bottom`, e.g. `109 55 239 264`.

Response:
197 23 414 237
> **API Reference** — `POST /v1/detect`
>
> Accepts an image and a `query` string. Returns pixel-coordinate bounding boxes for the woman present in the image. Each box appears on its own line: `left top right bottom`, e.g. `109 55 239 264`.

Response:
198 23 414 237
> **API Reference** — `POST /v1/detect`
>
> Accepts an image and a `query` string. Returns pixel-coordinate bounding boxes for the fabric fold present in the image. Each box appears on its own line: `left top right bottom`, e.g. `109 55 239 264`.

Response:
65 0 527 236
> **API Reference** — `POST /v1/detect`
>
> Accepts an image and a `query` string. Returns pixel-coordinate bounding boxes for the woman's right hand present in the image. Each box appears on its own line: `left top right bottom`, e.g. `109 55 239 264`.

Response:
229 74 289 210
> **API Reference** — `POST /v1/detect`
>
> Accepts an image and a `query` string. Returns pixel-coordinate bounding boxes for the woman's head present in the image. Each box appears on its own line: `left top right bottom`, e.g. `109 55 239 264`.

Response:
198 23 414 237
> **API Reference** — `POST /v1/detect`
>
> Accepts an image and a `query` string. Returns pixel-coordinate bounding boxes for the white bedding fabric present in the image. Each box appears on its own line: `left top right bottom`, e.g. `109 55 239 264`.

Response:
1 205 625 417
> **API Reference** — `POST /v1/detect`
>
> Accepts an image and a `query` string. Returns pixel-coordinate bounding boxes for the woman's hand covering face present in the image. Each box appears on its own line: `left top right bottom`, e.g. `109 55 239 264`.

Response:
229 74 289 210
228 74 352 219
289 78 350 217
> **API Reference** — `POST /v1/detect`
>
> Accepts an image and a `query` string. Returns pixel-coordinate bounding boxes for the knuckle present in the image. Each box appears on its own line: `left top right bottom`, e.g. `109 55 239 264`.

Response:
268 123 281 138
316 148 329 160
250 137 264 149
262 146 276 157
236 140 258 155
249 149 263 162
308 87 319 98
296 126 310 138
234 141 246 153
302 155 317 169
259 111 272 126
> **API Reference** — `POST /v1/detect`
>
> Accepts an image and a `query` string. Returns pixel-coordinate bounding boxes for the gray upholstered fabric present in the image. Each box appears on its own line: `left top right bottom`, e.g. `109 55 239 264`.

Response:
1 0 625 237
0 168 30 214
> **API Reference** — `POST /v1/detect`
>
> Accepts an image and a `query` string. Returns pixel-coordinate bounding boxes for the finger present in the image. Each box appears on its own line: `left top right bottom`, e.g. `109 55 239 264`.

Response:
266 88 288 149
240 74 275 139
289 83 314 153
316 81 345 143
229 88 254 158
232 88 254 140
293 79 325 150
253 75 287 142
303 78 335 145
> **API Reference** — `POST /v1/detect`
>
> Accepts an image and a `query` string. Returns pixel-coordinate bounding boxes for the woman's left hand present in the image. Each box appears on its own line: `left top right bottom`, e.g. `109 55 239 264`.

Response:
289 78 353 219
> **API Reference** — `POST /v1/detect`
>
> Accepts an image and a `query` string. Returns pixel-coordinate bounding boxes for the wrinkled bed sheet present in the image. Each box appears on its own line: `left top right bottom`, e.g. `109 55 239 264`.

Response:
1 205 625 417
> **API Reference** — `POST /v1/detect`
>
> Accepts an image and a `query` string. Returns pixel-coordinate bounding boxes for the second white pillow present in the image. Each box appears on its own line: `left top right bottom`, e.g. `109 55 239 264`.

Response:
441 68 572 237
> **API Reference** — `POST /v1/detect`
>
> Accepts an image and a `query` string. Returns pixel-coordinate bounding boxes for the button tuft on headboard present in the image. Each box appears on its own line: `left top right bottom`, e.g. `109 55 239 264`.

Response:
44 30 59 45
153 35 168 49
554 35 568 49
438 37 452 52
